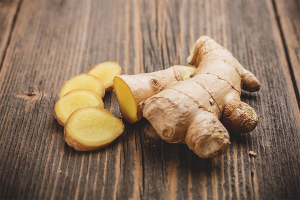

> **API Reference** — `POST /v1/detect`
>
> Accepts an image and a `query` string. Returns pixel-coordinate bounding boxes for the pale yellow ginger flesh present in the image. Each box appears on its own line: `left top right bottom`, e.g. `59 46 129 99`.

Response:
54 90 104 125
88 61 122 92
59 74 105 98
143 36 261 158
114 77 138 123
182 66 197 80
113 66 196 123
64 107 124 151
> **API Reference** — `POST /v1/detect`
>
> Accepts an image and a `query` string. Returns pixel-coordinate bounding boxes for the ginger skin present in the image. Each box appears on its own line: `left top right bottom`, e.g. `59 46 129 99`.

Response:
142 36 260 158
114 66 195 123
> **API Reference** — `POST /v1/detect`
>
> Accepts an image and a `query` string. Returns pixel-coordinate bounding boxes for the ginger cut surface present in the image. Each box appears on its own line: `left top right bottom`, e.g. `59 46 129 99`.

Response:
87 61 122 92
59 74 105 98
114 76 139 123
64 107 124 151
54 89 104 125
114 66 196 123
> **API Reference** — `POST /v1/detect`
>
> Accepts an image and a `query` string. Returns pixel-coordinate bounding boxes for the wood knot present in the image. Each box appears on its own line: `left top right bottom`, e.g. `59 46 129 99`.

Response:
16 92 39 99
15 91 45 112
15 91 44 102
25 92 36 97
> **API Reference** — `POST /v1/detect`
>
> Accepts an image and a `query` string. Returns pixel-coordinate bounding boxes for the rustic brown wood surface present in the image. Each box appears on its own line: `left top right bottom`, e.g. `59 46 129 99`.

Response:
0 0 20 67
274 0 300 107
0 0 299 199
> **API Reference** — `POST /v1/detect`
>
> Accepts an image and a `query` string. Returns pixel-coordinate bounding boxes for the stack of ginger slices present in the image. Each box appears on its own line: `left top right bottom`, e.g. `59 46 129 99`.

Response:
54 62 124 151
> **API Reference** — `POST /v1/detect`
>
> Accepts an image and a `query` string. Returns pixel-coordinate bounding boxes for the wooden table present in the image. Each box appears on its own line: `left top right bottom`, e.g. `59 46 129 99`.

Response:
0 0 299 199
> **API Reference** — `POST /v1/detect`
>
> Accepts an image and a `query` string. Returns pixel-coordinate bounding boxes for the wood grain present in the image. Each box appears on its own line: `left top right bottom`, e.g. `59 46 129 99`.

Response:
273 0 300 104
0 0 299 199
0 0 21 69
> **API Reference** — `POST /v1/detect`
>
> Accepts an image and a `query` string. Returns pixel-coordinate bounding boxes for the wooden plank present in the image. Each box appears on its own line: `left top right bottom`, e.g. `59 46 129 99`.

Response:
273 0 300 103
0 0 21 68
0 0 299 199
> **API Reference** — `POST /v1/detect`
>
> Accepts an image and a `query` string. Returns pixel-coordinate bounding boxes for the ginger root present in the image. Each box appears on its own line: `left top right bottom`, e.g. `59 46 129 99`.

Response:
88 61 122 92
54 89 104 125
142 36 260 158
59 74 105 98
113 66 196 123
65 107 124 151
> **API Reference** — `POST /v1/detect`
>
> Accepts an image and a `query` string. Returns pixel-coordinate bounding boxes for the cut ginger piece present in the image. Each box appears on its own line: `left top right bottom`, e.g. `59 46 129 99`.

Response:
64 107 124 151
54 89 104 125
113 76 138 123
113 66 196 123
87 62 122 92
59 74 105 98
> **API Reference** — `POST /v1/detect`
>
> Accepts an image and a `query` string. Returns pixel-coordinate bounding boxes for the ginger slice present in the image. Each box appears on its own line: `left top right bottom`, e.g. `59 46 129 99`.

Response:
54 89 104 125
87 62 122 92
64 107 124 151
113 66 196 123
113 76 138 123
59 74 105 98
